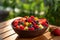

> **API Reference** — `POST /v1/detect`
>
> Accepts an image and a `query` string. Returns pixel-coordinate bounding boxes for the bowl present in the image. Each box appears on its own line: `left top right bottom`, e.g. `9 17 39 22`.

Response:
11 17 48 38
12 24 48 38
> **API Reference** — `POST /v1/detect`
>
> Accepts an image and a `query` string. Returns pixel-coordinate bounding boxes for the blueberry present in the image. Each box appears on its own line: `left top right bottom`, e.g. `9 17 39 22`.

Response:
28 24 33 28
18 22 24 25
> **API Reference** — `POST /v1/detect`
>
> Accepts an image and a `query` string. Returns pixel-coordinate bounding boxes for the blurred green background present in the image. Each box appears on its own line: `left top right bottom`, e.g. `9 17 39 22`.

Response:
0 0 60 26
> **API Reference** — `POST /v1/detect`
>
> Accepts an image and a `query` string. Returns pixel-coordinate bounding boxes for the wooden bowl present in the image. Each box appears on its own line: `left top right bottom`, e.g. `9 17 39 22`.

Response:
12 25 47 38
11 18 48 38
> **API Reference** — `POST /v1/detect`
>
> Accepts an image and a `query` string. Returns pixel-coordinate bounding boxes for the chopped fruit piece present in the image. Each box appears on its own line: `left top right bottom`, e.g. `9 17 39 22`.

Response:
27 17 32 22
30 16 34 19
12 16 48 31
15 25 19 29
32 21 36 25
28 27 34 31
25 22 29 26
13 20 19 27
42 22 48 27
28 24 33 28
24 27 28 30
34 17 38 21
34 25 39 28
39 24 44 29
39 18 47 24
13 22 18 27
20 25 24 30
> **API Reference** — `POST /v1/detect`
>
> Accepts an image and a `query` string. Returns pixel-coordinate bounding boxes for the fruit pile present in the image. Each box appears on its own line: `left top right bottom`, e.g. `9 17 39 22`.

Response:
50 27 60 36
12 16 48 31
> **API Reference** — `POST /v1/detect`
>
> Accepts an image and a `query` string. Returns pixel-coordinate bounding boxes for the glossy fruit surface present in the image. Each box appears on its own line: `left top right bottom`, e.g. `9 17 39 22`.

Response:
12 16 48 31
51 28 60 36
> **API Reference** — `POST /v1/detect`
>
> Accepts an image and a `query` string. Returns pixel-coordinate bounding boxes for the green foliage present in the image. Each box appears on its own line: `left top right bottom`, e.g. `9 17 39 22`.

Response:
45 0 60 26
15 0 45 17
1 0 60 26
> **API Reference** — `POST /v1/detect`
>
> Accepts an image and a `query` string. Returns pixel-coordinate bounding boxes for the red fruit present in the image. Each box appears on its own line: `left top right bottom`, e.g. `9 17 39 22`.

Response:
39 18 48 27
19 25 24 30
15 25 19 29
39 18 47 24
28 27 34 31
13 19 19 27
27 18 32 22
13 23 18 27
51 28 60 36
30 16 34 19
34 25 39 28
42 22 48 27
32 21 36 25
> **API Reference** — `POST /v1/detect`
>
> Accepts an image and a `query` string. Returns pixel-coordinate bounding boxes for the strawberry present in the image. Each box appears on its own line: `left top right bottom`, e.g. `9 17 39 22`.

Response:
27 17 32 23
30 16 34 19
42 22 48 27
39 18 48 27
51 28 60 36
34 25 39 28
19 25 24 30
28 27 34 31
13 19 19 27
15 25 19 29
39 18 47 24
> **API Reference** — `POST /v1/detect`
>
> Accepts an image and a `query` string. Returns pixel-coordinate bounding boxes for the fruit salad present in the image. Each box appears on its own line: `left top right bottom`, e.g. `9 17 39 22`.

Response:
12 16 48 31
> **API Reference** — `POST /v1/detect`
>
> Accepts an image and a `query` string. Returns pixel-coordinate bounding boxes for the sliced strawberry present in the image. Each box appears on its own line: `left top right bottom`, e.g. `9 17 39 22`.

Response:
39 18 47 24
13 19 19 27
15 25 19 29
42 22 48 27
34 25 39 28
27 17 32 23
19 25 24 30
30 16 34 19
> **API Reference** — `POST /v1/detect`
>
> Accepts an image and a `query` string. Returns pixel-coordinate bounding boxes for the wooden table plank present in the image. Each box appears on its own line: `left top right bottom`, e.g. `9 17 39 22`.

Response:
0 25 13 35
50 36 60 40
4 34 18 40
0 17 21 28
43 32 54 40
0 21 8 29
3 32 52 40
0 29 15 39
0 17 21 35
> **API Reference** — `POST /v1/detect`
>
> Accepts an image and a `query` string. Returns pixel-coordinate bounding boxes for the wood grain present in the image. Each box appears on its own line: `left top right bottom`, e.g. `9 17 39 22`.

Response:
0 17 60 40
4 34 18 40
0 29 15 39
0 25 13 34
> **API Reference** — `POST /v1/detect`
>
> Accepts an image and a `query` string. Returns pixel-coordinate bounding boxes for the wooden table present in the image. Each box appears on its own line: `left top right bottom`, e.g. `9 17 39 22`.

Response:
0 17 60 40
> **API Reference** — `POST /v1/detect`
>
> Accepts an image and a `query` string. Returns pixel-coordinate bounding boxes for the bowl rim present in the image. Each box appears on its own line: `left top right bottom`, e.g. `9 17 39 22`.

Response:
11 17 48 32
